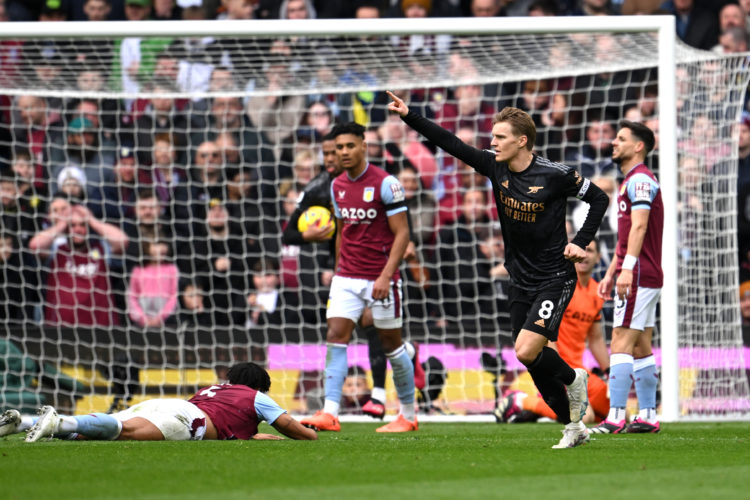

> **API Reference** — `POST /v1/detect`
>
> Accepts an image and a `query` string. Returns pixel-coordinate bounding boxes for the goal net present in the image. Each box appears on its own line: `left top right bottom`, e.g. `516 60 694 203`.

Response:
0 17 747 421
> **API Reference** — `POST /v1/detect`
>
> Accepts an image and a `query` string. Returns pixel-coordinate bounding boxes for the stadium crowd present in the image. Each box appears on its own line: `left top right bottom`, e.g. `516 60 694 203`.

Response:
0 0 747 365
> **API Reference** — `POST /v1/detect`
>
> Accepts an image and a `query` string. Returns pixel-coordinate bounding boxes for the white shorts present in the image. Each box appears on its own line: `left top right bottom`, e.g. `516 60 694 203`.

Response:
613 286 661 331
326 275 403 329
113 399 208 441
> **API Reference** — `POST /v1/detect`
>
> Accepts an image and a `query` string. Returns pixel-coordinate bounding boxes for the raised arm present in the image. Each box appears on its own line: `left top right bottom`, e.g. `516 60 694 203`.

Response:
29 219 68 253
386 91 493 174
75 205 129 254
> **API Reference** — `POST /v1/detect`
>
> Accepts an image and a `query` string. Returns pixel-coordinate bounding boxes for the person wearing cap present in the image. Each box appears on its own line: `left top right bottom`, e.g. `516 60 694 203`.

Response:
124 0 151 19
56 165 87 201
39 0 68 21
49 116 116 200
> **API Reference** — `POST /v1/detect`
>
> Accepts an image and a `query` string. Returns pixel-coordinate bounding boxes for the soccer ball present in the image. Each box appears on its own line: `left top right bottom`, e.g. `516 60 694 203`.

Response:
297 206 335 239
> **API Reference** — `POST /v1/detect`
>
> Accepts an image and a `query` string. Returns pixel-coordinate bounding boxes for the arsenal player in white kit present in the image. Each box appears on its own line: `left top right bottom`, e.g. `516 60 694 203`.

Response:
300 122 417 433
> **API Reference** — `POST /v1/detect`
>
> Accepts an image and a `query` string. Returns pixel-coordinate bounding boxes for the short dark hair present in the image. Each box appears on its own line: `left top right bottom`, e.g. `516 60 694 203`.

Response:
226 362 272 392
331 122 366 140
137 188 158 201
618 120 655 155
321 131 336 142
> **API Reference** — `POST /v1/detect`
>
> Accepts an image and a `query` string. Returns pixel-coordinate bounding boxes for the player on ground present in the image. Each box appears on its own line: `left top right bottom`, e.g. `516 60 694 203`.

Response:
499 239 610 424
299 122 416 433
1 362 316 442
282 133 424 420
591 120 662 434
388 91 609 447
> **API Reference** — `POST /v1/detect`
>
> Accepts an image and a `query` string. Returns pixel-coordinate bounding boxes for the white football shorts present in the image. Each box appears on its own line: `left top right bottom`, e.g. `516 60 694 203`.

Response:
112 399 208 441
326 275 403 329
613 286 661 331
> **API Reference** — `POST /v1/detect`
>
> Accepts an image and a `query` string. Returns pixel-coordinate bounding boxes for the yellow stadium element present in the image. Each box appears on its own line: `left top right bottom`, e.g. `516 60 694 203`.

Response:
297 206 335 239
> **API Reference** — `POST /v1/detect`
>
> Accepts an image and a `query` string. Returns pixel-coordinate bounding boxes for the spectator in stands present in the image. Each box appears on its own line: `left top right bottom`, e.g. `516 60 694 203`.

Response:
339 365 371 414
528 0 560 15
621 0 660 14
389 0 452 58
659 0 719 51
437 126 492 227
379 113 438 189
12 94 57 190
569 0 615 15
49 116 116 200
279 0 315 19
565 118 616 178
246 257 284 328
537 92 571 163
28 194 72 260
214 132 241 172
292 149 318 190
678 114 731 171
397 164 437 319
741 281 750 325
133 78 191 166
55 166 87 203
192 95 276 198
149 134 184 207
470 0 502 17
354 0 380 18
738 113 750 280
102 145 150 224
436 188 497 325
0 172 38 241
112 0 172 107
0 231 37 321
9 150 48 234
173 140 226 236
191 198 256 327
152 0 181 19
83 0 112 20
436 83 496 150
178 278 211 329
127 238 180 329
217 0 257 20
38 203 127 327
298 100 335 145
123 189 175 273
719 3 746 32
716 26 749 54
245 61 306 167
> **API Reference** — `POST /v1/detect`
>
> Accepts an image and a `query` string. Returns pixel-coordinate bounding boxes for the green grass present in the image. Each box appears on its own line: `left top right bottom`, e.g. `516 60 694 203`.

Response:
1 422 749 500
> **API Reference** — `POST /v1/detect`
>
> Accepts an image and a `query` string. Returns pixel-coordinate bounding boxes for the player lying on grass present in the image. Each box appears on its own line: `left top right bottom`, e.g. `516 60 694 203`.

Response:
0 362 317 442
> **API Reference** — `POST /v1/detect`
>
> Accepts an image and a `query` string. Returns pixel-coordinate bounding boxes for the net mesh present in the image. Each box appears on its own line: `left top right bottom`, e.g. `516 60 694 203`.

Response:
0 24 748 419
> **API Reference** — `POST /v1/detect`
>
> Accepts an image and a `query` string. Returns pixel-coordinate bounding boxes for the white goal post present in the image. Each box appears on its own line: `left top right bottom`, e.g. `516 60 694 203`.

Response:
0 16 747 422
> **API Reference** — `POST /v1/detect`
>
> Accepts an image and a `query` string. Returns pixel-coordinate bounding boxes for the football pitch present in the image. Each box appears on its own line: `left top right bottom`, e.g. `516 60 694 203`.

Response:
1 422 748 499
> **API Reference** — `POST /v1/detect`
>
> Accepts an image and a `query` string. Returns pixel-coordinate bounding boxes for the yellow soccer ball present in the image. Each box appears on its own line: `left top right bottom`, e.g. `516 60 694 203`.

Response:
297 206 336 239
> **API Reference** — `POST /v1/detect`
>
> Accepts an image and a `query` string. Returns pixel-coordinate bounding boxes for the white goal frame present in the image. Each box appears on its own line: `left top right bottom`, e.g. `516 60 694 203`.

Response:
1 15 713 422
